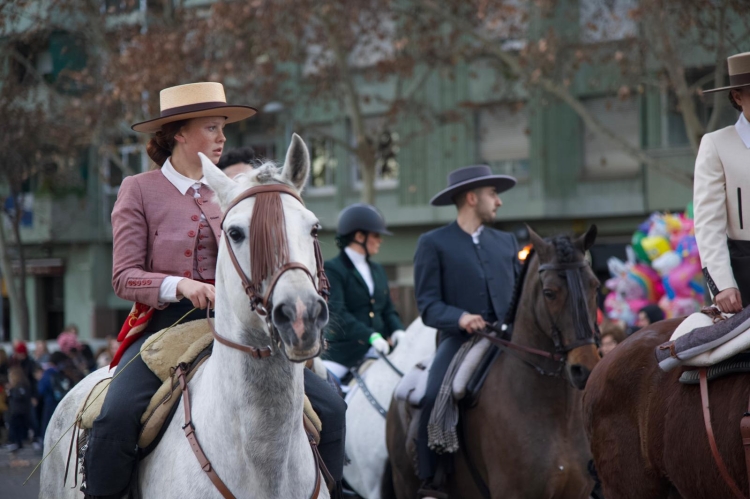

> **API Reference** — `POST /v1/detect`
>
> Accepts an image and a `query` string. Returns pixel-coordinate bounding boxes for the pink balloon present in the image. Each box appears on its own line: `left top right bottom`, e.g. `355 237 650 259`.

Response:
668 260 702 298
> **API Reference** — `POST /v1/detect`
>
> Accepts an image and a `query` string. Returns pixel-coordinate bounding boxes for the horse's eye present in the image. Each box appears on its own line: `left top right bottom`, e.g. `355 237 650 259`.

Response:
543 289 556 300
227 228 244 243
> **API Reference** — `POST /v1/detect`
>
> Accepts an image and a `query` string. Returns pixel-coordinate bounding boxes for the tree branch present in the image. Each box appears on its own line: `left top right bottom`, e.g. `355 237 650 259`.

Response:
706 0 728 133
415 0 693 186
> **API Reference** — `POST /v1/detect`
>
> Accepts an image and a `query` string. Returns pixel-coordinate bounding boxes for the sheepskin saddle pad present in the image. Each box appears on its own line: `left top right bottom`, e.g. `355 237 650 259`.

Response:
393 339 499 410
76 320 322 451
655 306 750 372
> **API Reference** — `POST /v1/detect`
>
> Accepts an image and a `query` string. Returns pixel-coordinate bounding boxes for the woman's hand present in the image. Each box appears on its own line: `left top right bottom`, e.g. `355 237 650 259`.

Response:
177 279 216 309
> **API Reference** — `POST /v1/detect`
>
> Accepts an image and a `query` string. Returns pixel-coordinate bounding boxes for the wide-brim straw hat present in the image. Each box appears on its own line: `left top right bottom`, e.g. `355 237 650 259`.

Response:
430 165 517 206
132 82 257 133
704 52 750 94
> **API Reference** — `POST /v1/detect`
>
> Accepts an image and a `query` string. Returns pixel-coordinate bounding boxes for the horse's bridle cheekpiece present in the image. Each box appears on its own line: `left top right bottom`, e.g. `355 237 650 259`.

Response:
208 183 330 361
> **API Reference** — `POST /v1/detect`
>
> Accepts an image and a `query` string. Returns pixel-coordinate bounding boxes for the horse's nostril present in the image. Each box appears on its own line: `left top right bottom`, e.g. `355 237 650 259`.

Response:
570 364 591 388
273 304 294 325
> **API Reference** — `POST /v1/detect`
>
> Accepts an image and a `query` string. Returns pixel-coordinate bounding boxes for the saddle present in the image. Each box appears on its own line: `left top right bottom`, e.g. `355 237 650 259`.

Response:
391 338 500 473
76 320 323 454
656 306 750 372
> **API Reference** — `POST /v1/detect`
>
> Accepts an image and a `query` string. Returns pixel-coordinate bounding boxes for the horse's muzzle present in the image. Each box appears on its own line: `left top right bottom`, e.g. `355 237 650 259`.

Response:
272 295 328 359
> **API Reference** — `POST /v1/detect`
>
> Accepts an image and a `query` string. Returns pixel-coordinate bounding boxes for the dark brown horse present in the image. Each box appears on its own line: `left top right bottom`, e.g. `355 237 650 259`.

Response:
386 227 602 499
584 318 750 499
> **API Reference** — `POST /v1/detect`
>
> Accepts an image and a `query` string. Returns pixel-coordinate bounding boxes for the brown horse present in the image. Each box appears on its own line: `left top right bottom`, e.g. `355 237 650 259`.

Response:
584 318 750 499
385 227 602 499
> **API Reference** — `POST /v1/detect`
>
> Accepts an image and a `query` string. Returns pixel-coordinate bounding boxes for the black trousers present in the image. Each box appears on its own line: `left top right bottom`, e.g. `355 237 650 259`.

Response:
729 238 750 307
84 299 347 495
417 332 469 481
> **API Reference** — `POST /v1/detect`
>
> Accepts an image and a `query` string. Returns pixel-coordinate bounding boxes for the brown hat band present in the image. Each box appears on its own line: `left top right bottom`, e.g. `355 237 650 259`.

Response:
160 101 228 118
730 72 750 88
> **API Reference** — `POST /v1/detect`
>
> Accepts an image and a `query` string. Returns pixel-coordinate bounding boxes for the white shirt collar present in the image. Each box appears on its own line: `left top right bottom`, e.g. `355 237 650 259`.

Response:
735 113 750 149
344 246 375 296
471 225 485 245
161 157 209 195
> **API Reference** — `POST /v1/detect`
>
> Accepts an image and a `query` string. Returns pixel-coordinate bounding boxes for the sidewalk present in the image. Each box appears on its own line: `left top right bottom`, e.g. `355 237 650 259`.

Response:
0 444 42 498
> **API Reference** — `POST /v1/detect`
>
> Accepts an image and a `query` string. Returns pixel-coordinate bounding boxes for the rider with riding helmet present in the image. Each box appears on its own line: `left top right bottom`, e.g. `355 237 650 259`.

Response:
413 165 518 498
83 82 347 499
322 204 406 378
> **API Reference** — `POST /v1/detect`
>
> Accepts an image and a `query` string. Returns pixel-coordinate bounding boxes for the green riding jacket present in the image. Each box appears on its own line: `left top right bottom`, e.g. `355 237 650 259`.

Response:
322 250 404 368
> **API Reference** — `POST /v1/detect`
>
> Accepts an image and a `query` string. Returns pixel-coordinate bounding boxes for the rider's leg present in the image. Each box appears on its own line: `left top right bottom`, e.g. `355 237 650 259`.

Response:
417 333 467 482
304 368 347 481
83 333 162 496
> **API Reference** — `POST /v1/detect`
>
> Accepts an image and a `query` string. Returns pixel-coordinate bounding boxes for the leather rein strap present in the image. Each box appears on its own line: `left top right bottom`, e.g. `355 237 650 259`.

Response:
176 363 322 499
699 368 750 499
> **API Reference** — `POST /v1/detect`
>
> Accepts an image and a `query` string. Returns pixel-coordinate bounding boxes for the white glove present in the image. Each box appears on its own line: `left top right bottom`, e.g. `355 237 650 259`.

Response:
390 330 406 347
369 332 390 354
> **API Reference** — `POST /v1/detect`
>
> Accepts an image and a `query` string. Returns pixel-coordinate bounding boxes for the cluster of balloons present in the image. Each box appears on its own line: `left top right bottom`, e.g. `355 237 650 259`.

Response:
604 204 706 326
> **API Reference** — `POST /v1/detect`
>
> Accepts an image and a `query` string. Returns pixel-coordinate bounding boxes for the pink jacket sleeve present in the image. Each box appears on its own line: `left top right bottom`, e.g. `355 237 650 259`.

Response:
111 176 170 309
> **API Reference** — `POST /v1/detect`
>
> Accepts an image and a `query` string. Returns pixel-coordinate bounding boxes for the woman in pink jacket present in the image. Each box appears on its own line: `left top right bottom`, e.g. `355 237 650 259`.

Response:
83 82 256 499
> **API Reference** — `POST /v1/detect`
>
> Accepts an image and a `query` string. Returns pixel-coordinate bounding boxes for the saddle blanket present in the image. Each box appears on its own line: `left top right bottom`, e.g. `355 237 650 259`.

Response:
393 336 493 407
77 319 322 450
655 306 750 372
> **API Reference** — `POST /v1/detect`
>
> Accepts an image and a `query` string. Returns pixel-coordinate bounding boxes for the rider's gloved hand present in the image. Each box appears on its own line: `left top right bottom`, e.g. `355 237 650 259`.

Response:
390 330 406 347
369 332 390 354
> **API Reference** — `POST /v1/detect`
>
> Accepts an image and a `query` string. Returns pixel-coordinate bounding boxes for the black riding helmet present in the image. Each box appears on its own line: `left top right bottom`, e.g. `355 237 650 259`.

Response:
335 203 392 253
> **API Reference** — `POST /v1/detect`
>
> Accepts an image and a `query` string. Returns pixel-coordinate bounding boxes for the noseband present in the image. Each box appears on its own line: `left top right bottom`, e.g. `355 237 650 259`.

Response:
208 183 330 360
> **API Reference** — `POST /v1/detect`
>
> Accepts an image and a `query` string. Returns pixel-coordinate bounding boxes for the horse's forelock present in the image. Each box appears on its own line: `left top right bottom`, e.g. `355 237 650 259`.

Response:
249 191 290 292
547 235 593 341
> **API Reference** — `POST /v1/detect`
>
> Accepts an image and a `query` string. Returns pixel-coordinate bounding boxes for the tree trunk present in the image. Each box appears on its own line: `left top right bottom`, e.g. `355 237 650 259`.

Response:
0 203 30 340
360 154 377 205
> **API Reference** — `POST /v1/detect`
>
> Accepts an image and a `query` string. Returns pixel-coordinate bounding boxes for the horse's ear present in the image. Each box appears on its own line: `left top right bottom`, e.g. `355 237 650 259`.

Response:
575 224 598 253
281 133 310 192
200 152 238 210
527 224 553 260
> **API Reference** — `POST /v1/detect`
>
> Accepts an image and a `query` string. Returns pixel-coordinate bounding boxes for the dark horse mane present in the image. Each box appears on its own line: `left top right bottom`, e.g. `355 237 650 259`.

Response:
504 235 591 341
246 165 295 291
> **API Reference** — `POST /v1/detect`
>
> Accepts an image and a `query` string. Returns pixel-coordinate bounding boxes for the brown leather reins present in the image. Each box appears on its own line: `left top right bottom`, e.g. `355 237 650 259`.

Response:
181 183 332 499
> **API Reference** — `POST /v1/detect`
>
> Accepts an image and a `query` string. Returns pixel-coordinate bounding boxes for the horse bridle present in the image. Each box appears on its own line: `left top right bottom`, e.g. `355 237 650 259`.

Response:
184 183 332 499
208 183 331 361
475 259 598 378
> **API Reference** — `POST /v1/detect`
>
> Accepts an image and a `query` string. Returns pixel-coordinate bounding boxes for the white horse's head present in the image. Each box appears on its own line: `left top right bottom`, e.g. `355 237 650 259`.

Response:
201 134 329 361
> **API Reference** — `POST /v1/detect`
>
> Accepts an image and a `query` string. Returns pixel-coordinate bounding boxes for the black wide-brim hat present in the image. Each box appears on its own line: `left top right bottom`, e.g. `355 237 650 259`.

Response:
132 82 256 133
430 165 517 206
704 52 750 94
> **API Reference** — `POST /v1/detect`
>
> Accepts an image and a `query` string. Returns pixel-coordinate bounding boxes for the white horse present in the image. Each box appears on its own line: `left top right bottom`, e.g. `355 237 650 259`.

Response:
41 135 331 499
343 318 436 498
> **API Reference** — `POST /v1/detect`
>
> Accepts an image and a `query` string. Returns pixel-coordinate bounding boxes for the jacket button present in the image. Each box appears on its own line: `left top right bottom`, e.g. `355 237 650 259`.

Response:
369 312 375 318
185 249 193 257
197 245 204 251
200 267 206 272
127 280 133 286
196 199 202 205
370 299 375 304
191 215 199 222
199 223 205 229
183 271 191 277
146 279 152 285
188 230 196 237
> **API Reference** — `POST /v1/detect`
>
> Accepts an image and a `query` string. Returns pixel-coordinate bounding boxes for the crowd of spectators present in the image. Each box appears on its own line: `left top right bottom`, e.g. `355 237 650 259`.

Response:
0 325 117 453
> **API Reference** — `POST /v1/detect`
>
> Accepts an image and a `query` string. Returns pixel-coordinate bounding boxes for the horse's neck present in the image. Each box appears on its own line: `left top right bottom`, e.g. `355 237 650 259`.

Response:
190 309 313 494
